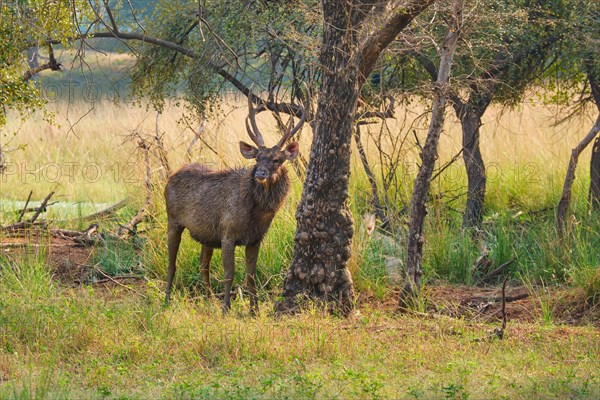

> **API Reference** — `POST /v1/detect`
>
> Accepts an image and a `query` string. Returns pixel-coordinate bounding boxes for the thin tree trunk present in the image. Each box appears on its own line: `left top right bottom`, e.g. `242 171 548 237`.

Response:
461 109 486 228
354 124 388 227
590 137 600 209
0 145 4 175
557 113 600 237
401 3 462 306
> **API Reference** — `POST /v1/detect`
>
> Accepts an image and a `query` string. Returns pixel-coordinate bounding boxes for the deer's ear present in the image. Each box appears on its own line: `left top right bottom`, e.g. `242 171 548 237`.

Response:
284 142 299 161
239 141 258 159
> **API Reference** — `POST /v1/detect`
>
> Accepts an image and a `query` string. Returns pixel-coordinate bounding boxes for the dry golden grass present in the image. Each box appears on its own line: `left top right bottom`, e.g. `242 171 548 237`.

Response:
2 95 595 204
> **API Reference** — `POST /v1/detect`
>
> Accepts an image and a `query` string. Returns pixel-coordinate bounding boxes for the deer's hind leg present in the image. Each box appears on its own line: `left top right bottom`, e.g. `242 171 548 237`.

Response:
200 245 214 297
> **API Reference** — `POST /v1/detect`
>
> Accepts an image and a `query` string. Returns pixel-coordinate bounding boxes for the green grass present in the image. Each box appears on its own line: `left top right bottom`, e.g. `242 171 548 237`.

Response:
0 256 599 399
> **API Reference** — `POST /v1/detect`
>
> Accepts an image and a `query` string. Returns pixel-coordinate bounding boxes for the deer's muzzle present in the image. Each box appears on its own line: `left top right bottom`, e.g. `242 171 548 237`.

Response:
255 168 269 180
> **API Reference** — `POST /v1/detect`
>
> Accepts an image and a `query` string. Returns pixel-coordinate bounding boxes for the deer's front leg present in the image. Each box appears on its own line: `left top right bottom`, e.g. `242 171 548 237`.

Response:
165 223 184 305
245 244 260 315
221 239 236 313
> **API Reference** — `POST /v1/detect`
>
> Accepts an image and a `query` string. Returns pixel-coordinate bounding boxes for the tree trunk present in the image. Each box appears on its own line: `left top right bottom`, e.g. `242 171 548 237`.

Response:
277 0 434 315
557 113 600 237
276 2 360 316
461 108 487 228
588 71 600 210
590 137 600 209
401 2 462 307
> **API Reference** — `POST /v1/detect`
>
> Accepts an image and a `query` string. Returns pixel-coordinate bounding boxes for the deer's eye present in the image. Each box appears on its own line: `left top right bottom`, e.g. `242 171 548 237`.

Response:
273 159 281 165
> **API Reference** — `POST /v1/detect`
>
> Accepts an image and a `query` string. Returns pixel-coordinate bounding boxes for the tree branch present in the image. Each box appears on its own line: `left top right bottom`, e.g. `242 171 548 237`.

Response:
22 44 61 81
103 0 119 33
44 31 303 116
29 191 55 223
356 95 395 124
358 0 436 82
414 52 466 113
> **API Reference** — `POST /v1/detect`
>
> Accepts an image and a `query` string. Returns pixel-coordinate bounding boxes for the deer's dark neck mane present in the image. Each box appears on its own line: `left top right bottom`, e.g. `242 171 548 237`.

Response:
243 165 290 213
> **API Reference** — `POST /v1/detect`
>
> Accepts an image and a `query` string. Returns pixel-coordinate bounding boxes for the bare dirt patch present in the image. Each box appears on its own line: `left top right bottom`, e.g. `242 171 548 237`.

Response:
1 230 93 283
363 284 600 328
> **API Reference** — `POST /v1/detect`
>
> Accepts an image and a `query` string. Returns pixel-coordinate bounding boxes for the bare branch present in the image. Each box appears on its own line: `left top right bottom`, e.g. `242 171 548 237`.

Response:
356 96 395 124
42 29 305 117
22 44 61 81
29 191 55 223
103 0 119 33
17 190 33 223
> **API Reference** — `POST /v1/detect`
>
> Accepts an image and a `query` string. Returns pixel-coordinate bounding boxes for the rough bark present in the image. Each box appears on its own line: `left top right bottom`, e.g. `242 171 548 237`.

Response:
401 2 462 307
277 0 434 315
557 113 600 237
276 1 360 315
590 137 600 209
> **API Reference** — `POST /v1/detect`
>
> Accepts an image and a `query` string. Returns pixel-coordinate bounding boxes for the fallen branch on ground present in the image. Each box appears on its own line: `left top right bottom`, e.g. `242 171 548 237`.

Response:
0 221 48 232
80 199 128 221
51 224 103 246
88 274 147 284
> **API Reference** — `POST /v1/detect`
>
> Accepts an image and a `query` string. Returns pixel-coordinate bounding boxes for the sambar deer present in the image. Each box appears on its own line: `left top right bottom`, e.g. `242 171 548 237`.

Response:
164 94 306 313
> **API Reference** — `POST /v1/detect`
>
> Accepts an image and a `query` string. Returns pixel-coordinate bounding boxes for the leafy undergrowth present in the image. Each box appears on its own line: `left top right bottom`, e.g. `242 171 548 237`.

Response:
0 255 599 399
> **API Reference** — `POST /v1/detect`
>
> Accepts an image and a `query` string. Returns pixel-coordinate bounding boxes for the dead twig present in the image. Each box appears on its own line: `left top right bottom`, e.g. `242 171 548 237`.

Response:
119 141 152 237
89 274 146 284
413 129 423 156
17 190 33 222
431 148 464 182
472 276 513 343
154 112 172 179
493 275 509 339
90 264 146 298
482 257 517 282
50 224 103 246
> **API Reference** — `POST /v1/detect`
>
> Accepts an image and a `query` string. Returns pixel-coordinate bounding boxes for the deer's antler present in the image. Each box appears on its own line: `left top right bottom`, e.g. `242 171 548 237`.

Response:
276 93 309 148
245 88 266 147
